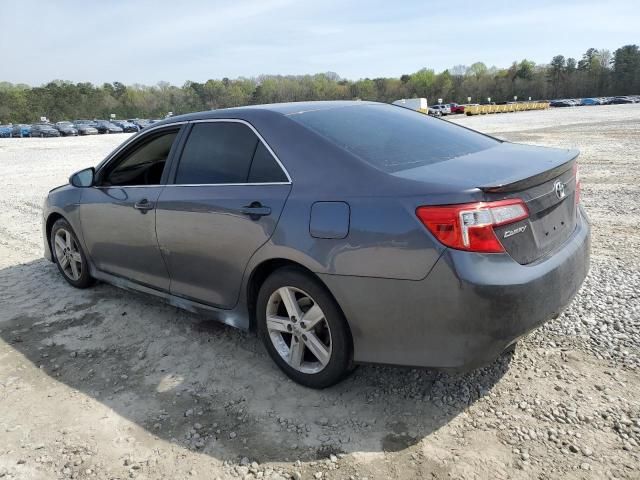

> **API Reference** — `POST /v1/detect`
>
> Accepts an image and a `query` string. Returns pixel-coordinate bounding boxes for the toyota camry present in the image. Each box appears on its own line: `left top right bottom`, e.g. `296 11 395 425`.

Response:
42 101 590 388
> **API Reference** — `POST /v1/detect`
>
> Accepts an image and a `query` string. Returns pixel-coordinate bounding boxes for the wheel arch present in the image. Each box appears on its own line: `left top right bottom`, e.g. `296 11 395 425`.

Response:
45 211 66 254
246 258 354 352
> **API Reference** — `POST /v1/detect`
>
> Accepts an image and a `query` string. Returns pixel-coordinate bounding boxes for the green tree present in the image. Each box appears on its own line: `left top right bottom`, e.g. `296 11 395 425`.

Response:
548 55 566 97
613 45 640 94
408 68 435 98
0 42 637 124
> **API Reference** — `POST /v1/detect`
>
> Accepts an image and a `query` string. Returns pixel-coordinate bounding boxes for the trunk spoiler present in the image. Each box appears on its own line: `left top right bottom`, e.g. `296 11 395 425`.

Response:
479 151 579 193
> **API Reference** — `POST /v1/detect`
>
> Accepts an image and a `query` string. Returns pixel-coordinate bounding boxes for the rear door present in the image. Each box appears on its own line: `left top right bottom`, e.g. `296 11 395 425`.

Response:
155 120 292 308
80 126 183 290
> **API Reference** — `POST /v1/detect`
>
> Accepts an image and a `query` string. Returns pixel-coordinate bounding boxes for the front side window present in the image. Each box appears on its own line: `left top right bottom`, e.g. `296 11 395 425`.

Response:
175 122 287 184
102 130 178 186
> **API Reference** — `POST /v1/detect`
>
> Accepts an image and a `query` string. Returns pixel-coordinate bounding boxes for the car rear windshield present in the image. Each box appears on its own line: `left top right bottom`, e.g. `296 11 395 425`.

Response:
289 104 498 172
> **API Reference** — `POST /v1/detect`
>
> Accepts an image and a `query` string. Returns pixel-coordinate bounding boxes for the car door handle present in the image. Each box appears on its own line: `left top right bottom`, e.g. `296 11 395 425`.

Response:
134 199 154 212
240 202 271 218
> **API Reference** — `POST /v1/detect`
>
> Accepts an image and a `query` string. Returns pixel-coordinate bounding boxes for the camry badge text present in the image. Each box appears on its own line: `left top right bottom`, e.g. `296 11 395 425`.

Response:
504 225 527 238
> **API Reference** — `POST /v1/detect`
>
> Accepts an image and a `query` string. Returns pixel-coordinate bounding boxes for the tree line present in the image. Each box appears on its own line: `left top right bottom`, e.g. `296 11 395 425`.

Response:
1 44 638 124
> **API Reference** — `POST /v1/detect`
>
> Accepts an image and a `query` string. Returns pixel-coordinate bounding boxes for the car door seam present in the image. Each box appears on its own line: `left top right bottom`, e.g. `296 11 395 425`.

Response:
232 184 294 309
153 186 173 288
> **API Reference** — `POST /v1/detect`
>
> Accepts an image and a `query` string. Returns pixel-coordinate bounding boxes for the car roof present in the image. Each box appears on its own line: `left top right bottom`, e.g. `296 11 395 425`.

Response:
157 100 381 126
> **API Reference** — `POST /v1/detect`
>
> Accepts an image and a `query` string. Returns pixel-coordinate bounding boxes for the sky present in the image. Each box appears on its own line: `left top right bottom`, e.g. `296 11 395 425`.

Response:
2 0 638 86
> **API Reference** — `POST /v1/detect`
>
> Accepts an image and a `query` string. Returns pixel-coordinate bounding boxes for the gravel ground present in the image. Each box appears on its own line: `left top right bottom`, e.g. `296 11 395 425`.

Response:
0 105 639 480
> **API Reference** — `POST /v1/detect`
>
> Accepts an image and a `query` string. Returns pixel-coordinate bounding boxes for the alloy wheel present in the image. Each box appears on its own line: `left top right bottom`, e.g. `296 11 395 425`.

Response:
266 286 332 374
53 228 83 281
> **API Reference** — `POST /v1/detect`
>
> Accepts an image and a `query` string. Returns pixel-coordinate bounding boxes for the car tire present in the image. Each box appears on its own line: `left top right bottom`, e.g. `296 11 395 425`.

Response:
51 218 94 289
257 267 354 388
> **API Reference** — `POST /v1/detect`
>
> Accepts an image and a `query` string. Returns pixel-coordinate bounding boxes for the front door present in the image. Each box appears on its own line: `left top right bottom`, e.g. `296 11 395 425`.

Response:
80 128 181 290
155 120 291 308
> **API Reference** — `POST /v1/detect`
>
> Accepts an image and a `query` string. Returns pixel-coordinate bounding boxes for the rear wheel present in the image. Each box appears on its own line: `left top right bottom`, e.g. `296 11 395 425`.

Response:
51 218 94 288
257 268 353 388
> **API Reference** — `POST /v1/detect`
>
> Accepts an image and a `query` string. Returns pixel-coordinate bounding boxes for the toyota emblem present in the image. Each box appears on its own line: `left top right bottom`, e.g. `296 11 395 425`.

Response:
554 181 566 200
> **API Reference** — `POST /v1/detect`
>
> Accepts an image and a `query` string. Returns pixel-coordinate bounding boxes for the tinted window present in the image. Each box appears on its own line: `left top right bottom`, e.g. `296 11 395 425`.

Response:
176 123 259 184
290 104 498 172
103 130 178 186
248 142 288 183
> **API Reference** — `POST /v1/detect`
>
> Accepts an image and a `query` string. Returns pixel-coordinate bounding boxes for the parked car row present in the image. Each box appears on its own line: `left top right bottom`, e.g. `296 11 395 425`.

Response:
392 99 468 117
550 95 640 107
0 118 162 138
428 103 479 116
431 95 639 114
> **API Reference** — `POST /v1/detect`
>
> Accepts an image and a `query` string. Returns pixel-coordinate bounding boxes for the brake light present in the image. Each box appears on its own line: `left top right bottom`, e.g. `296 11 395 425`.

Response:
416 199 529 253
574 163 581 204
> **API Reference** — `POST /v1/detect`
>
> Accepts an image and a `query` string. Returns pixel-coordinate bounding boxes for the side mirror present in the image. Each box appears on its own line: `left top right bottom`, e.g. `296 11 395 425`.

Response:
70 167 95 188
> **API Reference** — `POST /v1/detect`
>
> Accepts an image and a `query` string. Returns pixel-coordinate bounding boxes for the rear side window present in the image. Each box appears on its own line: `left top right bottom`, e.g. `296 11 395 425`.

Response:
289 104 498 172
248 142 288 183
175 122 288 184
175 122 259 184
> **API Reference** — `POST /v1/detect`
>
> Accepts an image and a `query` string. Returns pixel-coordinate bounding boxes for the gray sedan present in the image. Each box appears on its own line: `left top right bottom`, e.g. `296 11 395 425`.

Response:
42 101 590 388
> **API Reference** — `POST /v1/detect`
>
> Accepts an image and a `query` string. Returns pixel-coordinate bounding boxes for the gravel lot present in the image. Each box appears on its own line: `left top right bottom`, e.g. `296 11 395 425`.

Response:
1 105 639 480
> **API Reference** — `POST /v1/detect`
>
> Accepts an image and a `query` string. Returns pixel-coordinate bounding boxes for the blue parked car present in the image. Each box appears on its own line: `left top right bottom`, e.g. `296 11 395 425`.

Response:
11 124 32 137
580 98 600 106
0 125 13 138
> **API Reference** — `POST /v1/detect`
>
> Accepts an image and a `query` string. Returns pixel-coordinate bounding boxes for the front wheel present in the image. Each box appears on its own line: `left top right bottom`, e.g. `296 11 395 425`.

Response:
257 267 354 388
51 218 94 288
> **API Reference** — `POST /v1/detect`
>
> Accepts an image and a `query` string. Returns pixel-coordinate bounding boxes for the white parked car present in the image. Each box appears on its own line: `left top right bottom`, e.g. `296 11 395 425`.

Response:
428 104 451 116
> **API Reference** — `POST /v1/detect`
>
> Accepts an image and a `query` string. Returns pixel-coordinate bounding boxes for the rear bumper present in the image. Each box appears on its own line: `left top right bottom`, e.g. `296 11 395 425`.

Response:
320 206 591 370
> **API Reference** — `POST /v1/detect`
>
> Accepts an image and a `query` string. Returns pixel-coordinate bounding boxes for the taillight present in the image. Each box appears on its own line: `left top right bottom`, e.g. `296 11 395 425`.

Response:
574 163 581 204
416 199 529 253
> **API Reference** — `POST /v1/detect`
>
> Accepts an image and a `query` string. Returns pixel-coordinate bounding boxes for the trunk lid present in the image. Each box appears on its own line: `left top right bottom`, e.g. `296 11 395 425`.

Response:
487 165 578 264
396 142 579 264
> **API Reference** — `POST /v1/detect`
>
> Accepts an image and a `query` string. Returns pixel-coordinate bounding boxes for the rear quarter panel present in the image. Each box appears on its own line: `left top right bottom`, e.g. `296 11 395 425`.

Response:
250 193 445 281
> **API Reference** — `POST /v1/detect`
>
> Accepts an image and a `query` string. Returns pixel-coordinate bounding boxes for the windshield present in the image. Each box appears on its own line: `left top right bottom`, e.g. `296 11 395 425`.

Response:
289 104 498 173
